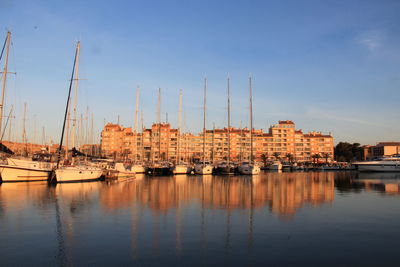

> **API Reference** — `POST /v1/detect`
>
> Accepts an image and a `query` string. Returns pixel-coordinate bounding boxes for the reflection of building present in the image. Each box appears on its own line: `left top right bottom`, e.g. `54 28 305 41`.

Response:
101 120 334 162
98 173 335 218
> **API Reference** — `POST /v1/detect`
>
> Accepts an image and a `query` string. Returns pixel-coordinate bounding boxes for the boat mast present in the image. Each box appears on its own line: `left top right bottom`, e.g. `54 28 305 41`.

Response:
212 122 215 164
227 76 231 166
157 88 161 162
249 76 253 164
203 77 207 166
54 42 79 170
141 110 144 162
22 102 27 155
178 89 182 164
71 41 81 164
0 32 11 137
134 86 140 162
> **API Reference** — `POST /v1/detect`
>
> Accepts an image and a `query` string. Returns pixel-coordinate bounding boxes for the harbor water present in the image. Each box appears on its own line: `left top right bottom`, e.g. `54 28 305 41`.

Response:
1 171 400 266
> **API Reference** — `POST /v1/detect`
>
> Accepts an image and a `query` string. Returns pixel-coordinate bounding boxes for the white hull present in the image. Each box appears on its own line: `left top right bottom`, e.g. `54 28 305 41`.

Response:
55 166 103 183
194 164 213 175
270 163 282 170
355 161 400 172
131 165 146 174
0 164 51 182
173 165 189 175
239 164 261 175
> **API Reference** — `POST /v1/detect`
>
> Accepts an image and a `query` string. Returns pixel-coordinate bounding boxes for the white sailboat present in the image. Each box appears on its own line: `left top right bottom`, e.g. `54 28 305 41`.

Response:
218 76 236 175
131 86 146 174
239 76 260 175
195 77 213 175
0 32 53 182
173 90 190 175
52 41 102 183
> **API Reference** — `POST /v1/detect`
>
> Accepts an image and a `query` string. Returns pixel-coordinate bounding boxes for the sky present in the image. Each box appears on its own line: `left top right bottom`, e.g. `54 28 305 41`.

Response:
0 0 400 145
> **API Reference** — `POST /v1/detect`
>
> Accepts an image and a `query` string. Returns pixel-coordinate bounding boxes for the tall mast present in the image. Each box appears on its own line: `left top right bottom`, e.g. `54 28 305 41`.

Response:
22 102 27 155
0 32 11 136
212 122 215 164
227 76 231 165
141 110 144 162
240 121 243 163
71 41 81 156
249 76 253 164
157 88 161 162
178 89 182 164
134 86 140 162
85 106 89 145
54 42 79 169
203 77 207 166
7 104 13 142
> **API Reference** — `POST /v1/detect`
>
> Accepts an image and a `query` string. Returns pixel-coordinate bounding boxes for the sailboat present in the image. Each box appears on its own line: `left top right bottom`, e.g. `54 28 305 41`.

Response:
0 32 54 182
173 90 190 175
194 77 213 175
148 88 172 176
239 76 260 175
218 77 236 175
131 86 146 174
52 41 103 183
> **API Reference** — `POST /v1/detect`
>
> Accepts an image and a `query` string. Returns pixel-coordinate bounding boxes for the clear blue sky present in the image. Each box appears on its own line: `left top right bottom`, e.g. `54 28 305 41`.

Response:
1 0 400 145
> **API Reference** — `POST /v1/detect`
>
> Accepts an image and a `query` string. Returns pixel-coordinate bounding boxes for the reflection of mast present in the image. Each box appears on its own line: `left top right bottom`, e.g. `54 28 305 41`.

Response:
51 187 69 266
175 193 182 257
248 178 254 250
225 178 231 254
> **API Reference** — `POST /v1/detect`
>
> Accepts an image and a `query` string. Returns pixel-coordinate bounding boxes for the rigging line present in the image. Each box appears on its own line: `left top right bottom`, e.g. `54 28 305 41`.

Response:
0 33 7 63
0 107 13 142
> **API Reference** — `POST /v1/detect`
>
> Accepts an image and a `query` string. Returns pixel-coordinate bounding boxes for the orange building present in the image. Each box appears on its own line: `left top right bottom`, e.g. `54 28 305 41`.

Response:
100 120 334 162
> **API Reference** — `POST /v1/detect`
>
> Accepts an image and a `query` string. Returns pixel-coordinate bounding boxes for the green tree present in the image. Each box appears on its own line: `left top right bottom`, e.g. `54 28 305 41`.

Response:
334 142 363 162
322 152 330 164
261 153 267 167
273 152 280 160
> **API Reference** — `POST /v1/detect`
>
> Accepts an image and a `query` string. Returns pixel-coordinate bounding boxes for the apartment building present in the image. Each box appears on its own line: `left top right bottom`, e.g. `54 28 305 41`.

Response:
100 120 334 162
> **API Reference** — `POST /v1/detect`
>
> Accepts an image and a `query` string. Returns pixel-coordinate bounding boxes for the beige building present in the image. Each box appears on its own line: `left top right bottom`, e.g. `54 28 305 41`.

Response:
368 142 400 159
100 120 334 163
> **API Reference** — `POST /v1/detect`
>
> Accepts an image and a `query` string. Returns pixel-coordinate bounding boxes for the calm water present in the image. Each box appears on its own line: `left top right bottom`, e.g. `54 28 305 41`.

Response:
1 171 400 266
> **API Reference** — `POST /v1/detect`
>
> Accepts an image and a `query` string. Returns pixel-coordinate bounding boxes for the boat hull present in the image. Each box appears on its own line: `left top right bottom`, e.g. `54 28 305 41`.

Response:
131 165 146 174
194 165 213 175
173 165 189 175
0 165 51 182
147 167 172 176
218 166 236 175
355 163 400 172
239 165 261 175
55 167 103 183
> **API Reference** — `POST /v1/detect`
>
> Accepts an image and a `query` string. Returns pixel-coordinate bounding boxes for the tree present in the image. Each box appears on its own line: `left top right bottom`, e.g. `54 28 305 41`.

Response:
273 152 280 160
261 153 267 167
322 152 330 164
312 153 321 164
334 142 363 162
286 153 294 163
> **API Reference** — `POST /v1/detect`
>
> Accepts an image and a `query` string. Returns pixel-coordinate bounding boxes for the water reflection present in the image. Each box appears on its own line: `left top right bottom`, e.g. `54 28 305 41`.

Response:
1 172 400 265
353 172 400 195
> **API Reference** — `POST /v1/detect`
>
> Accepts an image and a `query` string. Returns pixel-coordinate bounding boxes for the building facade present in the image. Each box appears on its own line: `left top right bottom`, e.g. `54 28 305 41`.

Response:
367 142 400 159
100 120 334 163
